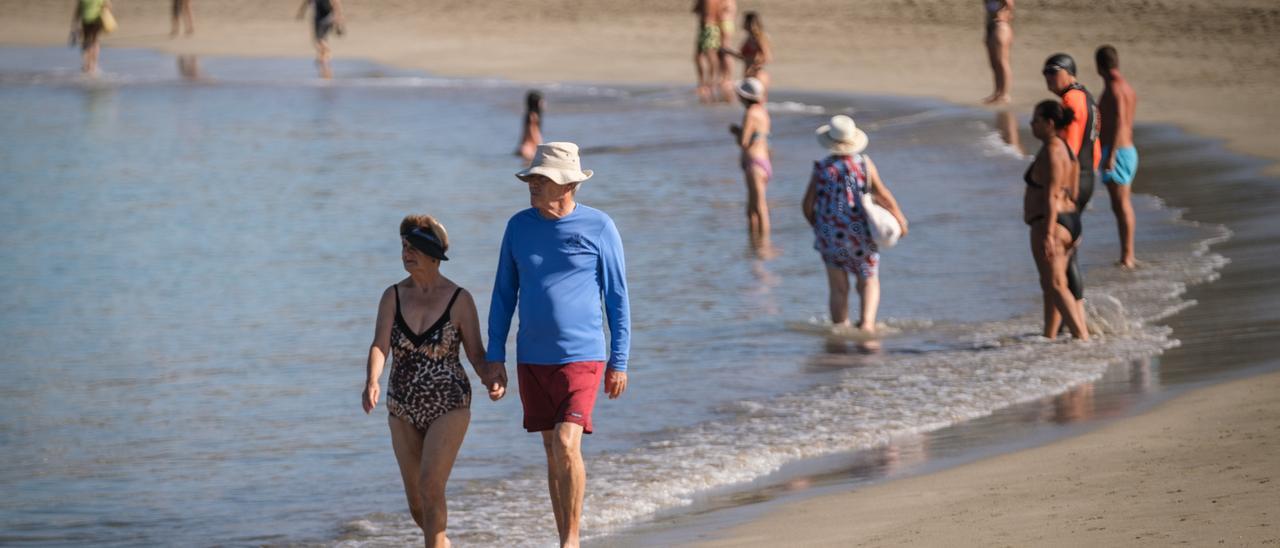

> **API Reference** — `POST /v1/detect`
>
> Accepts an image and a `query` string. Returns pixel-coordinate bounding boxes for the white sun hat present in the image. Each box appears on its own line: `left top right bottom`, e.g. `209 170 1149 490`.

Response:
735 77 765 102
815 114 869 155
515 142 594 185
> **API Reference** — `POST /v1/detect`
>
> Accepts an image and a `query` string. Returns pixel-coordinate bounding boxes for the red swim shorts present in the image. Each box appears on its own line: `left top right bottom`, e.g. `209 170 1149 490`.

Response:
517 361 605 434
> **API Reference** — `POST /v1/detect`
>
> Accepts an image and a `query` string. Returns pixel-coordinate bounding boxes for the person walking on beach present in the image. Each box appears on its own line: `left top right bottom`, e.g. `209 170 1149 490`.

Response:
803 115 909 336
362 215 506 547
171 0 194 37
730 78 772 238
296 0 344 79
1024 101 1090 340
716 0 738 101
1096 45 1141 269
517 90 544 163
982 0 1014 104
722 11 772 89
486 142 630 548
1043 53 1100 315
70 0 112 74
693 0 723 102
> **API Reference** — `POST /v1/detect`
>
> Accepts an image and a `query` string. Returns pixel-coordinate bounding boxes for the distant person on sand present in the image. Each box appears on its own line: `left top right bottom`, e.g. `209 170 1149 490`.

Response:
171 0 194 37
362 215 506 548
517 90 544 163
716 0 738 101
70 0 113 74
722 11 772 89
1043 52 1100 317
296 0 344 79
692 0 722 102
1096 45 1140 269
487 142 630 548
803 115 909 336
730 78 772 237
982 0 1014 104
1024 101 1089 340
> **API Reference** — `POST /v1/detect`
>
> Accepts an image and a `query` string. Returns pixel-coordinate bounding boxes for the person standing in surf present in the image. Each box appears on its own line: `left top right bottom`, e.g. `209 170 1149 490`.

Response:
721 11 772 89
1096 45 1141 269
1043 52 1100 318
730 78 772 238
517 90 544 163
70 0 112 74
803 115 909 336
1024 101 1089 340
487 142 631 548
296 0 344 79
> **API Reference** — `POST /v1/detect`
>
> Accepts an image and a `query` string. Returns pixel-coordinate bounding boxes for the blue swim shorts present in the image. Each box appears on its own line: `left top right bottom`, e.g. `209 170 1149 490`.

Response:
1102 145 1139 185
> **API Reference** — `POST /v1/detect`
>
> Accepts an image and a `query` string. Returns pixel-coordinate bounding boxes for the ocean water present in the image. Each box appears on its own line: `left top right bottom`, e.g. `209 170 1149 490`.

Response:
0 48 1228 546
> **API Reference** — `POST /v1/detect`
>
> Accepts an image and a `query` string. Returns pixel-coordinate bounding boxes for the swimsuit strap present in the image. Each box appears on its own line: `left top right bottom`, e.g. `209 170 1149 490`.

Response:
444 287 463 319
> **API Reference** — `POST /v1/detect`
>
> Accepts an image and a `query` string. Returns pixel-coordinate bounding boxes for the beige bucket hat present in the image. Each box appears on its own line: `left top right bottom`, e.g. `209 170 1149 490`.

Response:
816 115 869 154
735 77 765 103
515 142 594 185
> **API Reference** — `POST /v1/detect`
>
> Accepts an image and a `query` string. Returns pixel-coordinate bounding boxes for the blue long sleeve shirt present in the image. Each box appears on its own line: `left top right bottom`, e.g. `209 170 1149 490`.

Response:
486 205 631 371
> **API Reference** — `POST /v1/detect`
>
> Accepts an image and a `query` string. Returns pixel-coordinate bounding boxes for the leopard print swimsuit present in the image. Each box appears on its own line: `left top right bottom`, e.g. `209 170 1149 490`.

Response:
386 285 472 430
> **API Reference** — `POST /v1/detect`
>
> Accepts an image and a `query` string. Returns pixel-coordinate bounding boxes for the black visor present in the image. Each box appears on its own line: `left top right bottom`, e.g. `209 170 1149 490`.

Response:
404 227 449 261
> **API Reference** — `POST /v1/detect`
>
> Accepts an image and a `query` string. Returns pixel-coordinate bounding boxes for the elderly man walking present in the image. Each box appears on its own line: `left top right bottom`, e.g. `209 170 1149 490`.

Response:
486 142 630 548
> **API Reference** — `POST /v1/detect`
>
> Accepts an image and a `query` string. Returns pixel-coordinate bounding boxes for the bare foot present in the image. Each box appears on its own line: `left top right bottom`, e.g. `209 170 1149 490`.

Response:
982 93 1011 105
1117 259 1140 270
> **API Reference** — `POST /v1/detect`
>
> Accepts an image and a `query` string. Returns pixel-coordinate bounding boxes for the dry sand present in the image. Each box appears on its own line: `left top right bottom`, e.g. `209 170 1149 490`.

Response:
3 1 1278 544
696 371 1280 546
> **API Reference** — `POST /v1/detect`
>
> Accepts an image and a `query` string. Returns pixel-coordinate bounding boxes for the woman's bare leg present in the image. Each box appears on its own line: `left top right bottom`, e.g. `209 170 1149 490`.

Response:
417 409 470 548
1031 225 1063 337
389 414 428 531
825 265 851 326
983 23 1012 103
748 166 770 235
856 274 880 333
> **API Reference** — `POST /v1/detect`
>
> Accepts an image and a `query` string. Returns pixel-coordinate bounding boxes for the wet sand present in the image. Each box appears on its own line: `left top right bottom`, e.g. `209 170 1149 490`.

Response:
696 370 1280 546
4 1 1277 544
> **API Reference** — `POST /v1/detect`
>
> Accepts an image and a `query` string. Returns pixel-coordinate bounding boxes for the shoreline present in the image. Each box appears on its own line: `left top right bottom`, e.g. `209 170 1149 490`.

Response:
2 0 1278 175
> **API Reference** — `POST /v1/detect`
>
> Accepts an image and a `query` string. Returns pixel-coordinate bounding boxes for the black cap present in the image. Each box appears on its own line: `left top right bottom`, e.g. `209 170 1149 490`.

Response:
1043 53 1077 76
404 227 449 261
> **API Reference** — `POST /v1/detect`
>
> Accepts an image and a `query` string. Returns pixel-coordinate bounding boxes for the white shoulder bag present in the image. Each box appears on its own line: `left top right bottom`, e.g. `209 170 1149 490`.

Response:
851 156 902 248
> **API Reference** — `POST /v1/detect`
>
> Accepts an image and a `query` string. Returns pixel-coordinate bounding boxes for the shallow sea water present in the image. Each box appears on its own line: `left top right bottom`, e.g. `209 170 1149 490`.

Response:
0 47 1228 546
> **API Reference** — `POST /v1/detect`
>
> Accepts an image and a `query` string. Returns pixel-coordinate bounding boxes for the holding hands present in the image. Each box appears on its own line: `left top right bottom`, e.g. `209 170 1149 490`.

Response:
483 362 507 401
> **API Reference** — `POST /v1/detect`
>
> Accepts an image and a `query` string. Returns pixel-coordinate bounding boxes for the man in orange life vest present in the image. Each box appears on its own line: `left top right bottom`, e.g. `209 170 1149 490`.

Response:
1042 52 1099 312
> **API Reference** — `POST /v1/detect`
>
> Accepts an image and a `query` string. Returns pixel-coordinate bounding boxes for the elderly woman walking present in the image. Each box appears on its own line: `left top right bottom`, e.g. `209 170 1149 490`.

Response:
803 115 908 334
362 215 505 547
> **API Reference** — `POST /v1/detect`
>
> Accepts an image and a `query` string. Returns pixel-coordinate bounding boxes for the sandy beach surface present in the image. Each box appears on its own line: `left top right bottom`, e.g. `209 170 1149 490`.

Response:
695 370 1280 546
4 0 1278 544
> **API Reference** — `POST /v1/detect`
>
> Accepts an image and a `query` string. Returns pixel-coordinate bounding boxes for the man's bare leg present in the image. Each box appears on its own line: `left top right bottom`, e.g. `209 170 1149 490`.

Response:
1106 182 1137 268
541 432 566 539
544 423 585 548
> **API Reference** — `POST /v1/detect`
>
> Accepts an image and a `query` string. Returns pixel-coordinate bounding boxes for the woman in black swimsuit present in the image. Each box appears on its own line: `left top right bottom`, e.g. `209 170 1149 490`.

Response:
362 214 506 547
1024 101 1089 340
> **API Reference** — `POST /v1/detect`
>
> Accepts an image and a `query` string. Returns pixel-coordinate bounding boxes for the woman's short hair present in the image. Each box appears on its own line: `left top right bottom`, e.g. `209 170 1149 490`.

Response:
399 214 449 251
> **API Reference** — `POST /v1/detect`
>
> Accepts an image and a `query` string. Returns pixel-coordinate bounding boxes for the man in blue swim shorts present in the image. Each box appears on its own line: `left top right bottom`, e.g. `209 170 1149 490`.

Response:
1097 45 1141 269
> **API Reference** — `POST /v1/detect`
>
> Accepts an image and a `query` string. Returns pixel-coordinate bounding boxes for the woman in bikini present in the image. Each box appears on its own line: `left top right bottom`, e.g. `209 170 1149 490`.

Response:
803 115 908 337
982 0 1014 104
1024 101 1089 340
516 90 544 163
729 77 772 237
362 215 505 547
722 11 772 89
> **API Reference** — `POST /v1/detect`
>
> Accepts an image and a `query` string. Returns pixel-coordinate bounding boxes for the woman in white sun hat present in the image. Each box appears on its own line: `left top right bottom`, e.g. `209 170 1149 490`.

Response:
802 115 909 335
729 77 772 237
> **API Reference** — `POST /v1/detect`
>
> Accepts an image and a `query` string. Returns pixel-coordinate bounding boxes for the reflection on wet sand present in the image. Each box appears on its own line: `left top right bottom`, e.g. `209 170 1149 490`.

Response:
177 55 201 80
995 109 1022 154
